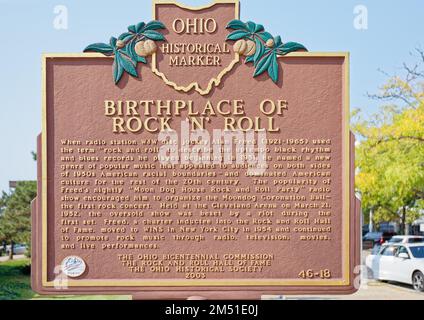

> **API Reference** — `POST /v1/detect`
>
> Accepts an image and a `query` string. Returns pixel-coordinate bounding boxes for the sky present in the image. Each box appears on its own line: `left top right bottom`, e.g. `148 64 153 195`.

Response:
0 0 423 193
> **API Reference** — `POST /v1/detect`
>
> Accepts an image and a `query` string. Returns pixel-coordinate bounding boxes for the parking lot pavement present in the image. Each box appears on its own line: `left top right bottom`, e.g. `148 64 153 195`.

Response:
0 254 26 262
279 281 424 300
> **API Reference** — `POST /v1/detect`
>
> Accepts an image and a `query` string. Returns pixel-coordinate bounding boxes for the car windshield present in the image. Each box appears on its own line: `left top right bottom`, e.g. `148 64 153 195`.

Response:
380 246 397 256
372 245 382 255
409 246 424 258
365 232 381 239
388 238 402 243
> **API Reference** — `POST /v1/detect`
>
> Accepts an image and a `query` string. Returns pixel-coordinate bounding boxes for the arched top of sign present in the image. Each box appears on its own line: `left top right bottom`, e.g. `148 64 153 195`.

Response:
152 0 240 12
151 0 241 96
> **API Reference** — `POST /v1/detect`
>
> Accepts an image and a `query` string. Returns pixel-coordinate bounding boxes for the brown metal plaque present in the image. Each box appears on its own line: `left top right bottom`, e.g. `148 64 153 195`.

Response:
32 0 360 298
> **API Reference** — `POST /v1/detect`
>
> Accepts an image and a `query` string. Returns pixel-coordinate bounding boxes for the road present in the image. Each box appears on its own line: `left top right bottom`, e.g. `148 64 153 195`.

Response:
275 280 424 300
0 254 26 262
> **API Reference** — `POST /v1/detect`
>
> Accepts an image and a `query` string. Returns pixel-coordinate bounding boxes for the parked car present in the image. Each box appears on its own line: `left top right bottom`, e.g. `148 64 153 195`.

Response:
363 232 397 249
387 235 424 244
5 244 27 255
362 225 370 238
366 243 424 292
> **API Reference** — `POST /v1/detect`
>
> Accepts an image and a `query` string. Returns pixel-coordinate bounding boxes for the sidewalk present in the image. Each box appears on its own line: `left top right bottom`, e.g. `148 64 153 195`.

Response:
263 281 424 300
0 254 26 263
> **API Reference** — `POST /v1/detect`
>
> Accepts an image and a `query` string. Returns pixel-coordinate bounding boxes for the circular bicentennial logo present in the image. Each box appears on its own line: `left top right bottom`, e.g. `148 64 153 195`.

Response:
61 256 86 278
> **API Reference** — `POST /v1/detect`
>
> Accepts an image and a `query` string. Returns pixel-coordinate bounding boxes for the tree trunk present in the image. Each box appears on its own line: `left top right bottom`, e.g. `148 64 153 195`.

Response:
401 207 407 236
9 240 14 260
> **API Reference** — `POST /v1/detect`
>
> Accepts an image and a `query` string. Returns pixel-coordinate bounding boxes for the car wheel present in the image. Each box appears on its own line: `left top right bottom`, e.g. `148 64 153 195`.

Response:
412 271 424 292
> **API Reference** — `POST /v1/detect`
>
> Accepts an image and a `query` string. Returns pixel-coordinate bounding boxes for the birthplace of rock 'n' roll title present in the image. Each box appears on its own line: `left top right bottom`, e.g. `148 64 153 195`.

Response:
32 0 361 299
103 98 288 132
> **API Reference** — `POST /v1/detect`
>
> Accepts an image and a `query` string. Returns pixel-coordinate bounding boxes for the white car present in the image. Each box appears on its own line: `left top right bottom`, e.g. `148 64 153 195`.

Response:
387 235 424 244
5 244 27 255
366 243 424 292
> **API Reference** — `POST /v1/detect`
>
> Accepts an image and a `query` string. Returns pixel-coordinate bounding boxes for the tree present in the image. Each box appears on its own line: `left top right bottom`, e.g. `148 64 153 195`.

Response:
353 48 424 234
0 195 8 255
0 181 37 259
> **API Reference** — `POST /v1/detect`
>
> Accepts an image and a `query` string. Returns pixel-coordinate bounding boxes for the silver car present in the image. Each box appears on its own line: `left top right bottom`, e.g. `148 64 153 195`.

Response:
5 244 27 255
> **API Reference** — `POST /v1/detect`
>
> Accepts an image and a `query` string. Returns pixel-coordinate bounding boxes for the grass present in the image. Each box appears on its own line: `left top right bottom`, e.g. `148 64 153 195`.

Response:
0 258 130 300
0 258 34 300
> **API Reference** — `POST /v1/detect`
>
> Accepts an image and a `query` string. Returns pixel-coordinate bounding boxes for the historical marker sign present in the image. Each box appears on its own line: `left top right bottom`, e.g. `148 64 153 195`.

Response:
32 0 360 298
